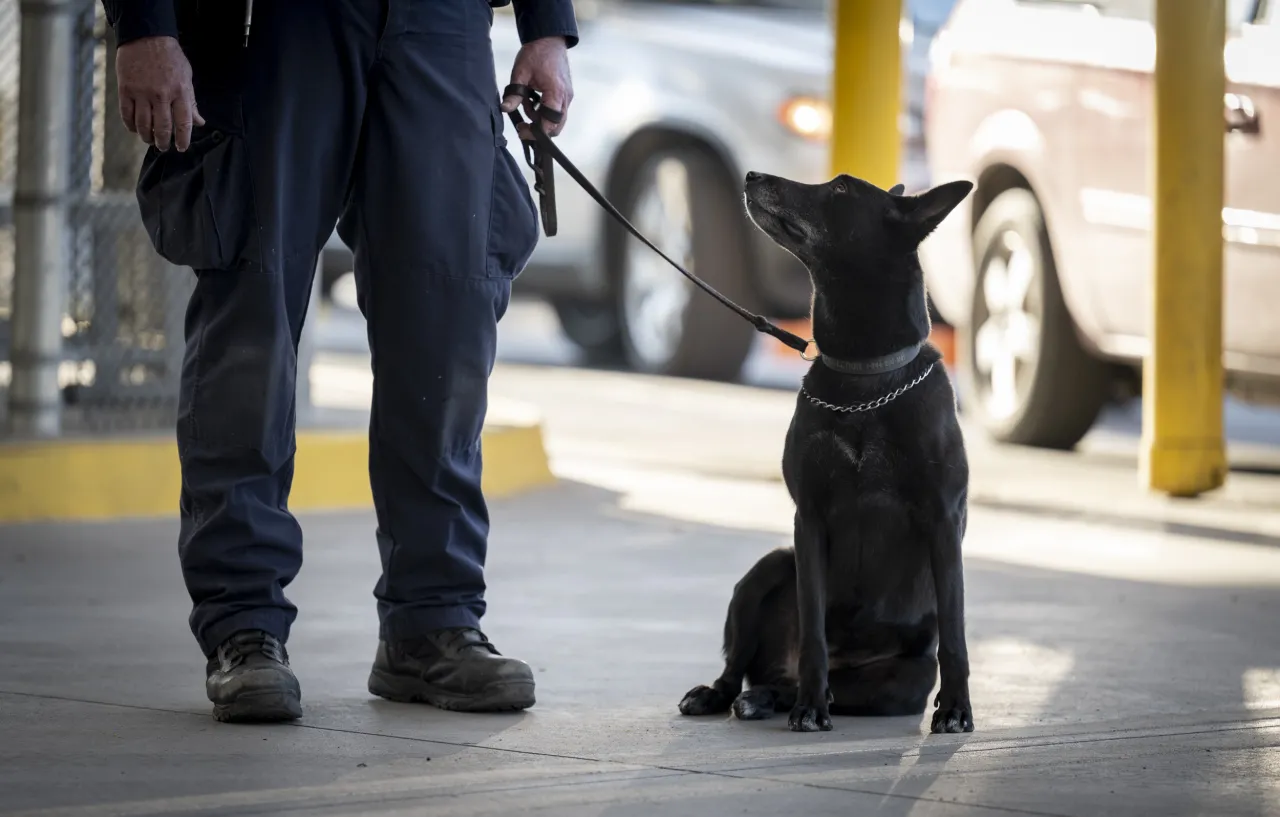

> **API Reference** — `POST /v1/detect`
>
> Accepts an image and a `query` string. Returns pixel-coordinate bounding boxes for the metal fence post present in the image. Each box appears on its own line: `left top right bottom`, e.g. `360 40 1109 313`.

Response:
9 0 76 436
87 13 127 412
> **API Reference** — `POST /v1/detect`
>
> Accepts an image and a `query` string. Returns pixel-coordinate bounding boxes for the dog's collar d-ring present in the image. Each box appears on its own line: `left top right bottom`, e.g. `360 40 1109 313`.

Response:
819 342 923 376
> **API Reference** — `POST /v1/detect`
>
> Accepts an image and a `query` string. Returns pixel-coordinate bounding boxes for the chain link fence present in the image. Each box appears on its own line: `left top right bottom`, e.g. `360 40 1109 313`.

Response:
0 0 193 437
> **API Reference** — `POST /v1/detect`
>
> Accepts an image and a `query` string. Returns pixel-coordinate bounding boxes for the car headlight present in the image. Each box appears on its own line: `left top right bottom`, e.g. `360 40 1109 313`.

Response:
778 96 832 142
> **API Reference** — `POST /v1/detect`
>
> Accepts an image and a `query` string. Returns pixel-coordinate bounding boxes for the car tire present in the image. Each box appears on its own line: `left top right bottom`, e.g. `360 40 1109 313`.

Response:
551 298 625 365
961 188 1110 450
609 146 756 382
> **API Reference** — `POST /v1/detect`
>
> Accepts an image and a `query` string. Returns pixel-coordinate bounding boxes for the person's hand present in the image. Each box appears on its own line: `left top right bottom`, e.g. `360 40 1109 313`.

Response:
116 36 204 152
501 36 573 138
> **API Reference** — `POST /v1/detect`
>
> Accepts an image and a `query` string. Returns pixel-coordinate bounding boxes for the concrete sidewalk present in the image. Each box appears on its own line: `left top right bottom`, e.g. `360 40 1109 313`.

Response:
3 474 1279 816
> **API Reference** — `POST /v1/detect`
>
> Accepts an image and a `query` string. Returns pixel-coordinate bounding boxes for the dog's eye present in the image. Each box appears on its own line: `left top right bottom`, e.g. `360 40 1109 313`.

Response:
833 182 847 195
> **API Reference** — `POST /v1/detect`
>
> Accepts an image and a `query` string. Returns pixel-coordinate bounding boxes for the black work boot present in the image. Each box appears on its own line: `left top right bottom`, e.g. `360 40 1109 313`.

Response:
205 630 303 723
368 628 535 712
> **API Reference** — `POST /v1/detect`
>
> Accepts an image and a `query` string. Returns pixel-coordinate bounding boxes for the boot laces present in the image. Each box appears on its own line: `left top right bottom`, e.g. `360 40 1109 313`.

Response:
219 630 287 669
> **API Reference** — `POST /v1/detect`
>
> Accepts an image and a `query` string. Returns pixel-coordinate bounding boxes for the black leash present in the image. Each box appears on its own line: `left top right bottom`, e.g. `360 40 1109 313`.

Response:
502 83 812 357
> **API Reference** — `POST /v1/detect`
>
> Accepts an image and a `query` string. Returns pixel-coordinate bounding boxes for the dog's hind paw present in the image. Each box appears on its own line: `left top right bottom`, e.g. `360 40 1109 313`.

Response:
788 703 833 732
679 684 732 716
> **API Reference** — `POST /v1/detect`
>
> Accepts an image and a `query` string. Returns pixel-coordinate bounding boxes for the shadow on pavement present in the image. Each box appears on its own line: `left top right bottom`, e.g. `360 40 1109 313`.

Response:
1 479 1278 815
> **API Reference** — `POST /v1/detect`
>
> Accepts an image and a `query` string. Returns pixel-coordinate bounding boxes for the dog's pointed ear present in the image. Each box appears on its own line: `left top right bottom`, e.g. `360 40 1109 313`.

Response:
888 183 906 196
886 180 974 242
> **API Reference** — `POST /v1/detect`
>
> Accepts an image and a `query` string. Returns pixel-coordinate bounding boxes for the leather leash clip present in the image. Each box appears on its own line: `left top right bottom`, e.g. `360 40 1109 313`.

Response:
503 83 563 237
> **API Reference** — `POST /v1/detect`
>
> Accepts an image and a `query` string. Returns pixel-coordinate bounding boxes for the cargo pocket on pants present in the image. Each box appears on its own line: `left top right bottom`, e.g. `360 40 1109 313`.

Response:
136 106 260 272
486 107 540 279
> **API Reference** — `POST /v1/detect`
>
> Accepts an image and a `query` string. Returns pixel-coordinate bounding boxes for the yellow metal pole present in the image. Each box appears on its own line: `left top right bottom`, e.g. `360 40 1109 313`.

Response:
1141 0 1228 497
829 0 902 186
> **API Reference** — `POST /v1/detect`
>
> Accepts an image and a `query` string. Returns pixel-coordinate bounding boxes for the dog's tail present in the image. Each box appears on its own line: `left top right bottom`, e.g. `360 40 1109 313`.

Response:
719 547 796 687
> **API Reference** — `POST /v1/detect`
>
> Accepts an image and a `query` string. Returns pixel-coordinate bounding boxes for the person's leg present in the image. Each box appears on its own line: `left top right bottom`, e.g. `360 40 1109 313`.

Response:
336 0 540 711
135 0 379 720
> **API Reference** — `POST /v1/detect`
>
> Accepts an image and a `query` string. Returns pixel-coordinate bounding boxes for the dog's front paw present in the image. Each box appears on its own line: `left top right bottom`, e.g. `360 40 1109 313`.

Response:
788 703 832 732
679 684 732 716
930 691 974 734
731 689 776 721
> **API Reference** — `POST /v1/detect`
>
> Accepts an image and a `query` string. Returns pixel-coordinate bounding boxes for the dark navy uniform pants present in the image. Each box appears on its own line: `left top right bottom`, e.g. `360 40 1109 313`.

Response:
136 0 539 656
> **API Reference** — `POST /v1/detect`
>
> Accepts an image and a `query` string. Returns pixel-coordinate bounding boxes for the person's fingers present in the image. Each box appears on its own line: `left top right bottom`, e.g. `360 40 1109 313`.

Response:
502 80 529 113
502 65 531 113
538 105 565 137
192 98 205 128
134 100 154 146
501 90 525 114
120 93 137 134
172 95 194 152
539 85 570 136
152 96 175 152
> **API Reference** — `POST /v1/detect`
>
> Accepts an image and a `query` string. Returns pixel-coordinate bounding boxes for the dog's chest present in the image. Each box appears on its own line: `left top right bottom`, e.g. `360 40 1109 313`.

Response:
795 425 899 487
788 424 935 610
831 433 881 475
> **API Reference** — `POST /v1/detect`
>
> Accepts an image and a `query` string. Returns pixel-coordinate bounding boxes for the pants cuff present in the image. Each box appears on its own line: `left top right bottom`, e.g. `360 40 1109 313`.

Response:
379 603 484 642
197 608 294 658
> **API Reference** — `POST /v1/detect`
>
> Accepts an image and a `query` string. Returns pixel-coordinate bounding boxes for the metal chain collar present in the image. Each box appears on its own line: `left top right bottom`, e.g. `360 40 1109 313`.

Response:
799 363 937 414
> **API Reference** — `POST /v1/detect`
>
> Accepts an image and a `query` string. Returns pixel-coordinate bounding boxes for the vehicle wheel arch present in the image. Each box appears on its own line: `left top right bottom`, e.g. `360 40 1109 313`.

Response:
963 176 1114 449
969 162 1099 355
603 123 743 208
590 123 762 380
598 123 764 310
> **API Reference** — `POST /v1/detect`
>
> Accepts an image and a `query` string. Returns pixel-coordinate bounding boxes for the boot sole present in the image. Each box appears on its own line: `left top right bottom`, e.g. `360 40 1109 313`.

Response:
212 689 303 724
368 668 535 712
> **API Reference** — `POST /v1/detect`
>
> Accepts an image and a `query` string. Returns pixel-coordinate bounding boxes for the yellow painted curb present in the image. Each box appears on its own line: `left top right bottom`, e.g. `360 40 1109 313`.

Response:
0 423 555 525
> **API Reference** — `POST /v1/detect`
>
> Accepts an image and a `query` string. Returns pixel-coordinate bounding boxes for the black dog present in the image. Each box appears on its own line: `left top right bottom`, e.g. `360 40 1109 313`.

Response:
678 171 975 733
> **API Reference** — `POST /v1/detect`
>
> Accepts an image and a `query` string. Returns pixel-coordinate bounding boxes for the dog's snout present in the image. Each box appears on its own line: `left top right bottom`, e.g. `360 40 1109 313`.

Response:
745 171 763 183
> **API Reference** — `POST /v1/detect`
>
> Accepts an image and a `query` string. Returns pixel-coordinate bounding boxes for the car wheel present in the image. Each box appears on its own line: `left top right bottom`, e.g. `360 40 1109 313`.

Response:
551 298 624 365
610 146 756 381
962 188 1110 449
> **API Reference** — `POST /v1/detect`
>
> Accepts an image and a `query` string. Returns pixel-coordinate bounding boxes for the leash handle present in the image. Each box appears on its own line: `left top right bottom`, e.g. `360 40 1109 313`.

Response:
501 84 811 356
504 84 559 236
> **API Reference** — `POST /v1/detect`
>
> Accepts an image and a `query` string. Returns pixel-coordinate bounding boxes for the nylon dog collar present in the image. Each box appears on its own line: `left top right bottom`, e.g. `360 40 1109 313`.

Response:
820 342 923 376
